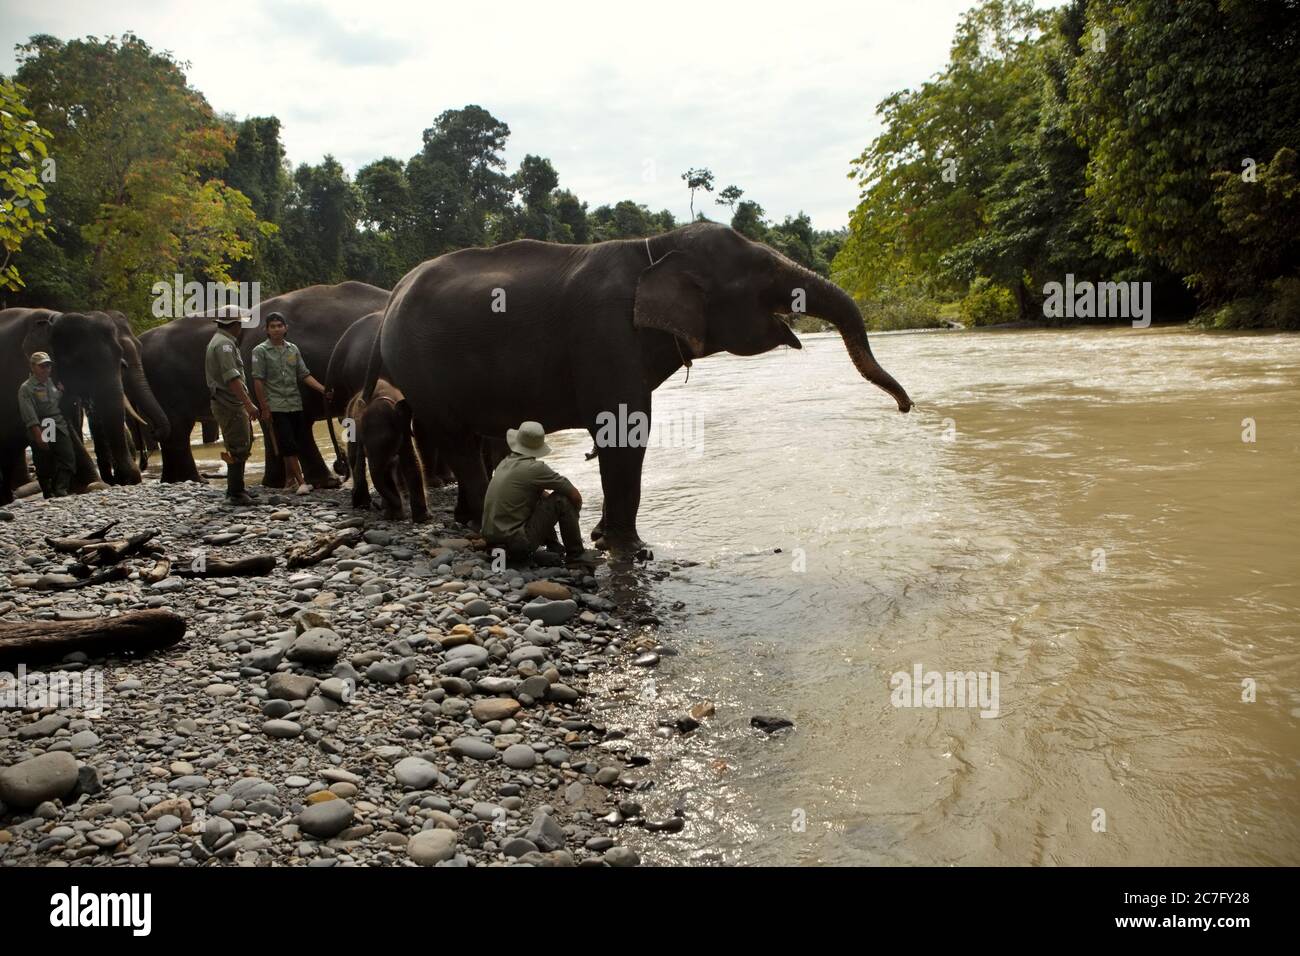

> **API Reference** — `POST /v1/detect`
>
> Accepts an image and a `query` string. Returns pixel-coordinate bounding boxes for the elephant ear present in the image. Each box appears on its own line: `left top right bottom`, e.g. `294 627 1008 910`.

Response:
633 251 708 357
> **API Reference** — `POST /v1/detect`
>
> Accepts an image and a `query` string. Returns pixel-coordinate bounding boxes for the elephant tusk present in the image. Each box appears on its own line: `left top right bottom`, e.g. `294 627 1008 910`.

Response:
123 396 150 428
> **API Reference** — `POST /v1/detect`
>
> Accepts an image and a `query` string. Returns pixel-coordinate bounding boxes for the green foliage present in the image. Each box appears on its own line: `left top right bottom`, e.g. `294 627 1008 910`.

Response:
959 277 1019 327
0 77 52 291
837 0 1297 328
9 33 271 322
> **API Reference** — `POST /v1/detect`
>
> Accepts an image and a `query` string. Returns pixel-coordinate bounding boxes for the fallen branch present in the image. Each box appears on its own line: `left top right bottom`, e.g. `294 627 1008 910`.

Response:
175 554 277 578
144 558 171 583
0 609 186 666
42 567 131 590
285 527 362 568
44 520 121 553
78 529 160 566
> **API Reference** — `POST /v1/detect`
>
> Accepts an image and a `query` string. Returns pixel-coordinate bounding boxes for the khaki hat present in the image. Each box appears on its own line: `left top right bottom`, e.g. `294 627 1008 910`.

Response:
213 307 246 326
29 351 53 366
506 421 552 458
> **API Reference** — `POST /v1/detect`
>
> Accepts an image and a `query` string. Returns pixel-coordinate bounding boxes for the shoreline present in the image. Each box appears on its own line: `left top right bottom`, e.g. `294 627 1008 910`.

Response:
0 479 684 867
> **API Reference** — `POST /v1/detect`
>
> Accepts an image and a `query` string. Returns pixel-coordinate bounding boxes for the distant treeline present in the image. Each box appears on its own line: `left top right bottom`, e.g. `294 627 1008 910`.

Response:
0 33 842 329
832 0 1300 330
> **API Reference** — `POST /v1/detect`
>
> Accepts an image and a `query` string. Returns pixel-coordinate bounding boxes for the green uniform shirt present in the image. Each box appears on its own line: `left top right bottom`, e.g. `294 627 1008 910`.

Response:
481 452 576 542
205 329 246 407
251 339 311 412
16 375 69 434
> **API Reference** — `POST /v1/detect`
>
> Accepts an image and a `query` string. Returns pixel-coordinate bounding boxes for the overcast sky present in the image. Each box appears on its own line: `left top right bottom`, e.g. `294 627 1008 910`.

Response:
0 0 1058 229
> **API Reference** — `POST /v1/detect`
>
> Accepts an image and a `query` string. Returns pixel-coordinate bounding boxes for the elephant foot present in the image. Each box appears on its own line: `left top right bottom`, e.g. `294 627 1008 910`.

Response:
352 495 371 511
602 531 649 560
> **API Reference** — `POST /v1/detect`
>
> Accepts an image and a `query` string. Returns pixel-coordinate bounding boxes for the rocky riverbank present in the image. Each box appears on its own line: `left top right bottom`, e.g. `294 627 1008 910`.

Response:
0 480 686 867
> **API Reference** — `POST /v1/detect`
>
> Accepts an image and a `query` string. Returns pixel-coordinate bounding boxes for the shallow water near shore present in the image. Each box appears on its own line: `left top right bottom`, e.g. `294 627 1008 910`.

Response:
561 327 1299 865
165 326 1300 866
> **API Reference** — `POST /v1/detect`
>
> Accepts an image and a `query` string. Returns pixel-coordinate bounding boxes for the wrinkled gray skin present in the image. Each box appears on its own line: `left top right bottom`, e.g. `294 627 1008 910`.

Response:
140 282 387 486
325 309 456 487
0 307 170 503
368 222 913 553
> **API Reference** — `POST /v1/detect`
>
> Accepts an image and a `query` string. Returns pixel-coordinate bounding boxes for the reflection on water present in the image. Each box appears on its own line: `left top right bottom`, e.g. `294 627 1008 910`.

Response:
557 327 1300 866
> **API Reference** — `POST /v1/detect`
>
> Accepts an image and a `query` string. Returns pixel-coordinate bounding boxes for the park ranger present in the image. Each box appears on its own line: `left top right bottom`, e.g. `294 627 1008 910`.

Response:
204 311 259 504
16 351 75 498
251 311 330 494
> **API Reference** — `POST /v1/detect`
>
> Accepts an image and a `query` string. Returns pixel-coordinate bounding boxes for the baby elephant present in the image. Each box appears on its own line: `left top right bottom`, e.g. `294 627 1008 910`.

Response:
346 379 428 522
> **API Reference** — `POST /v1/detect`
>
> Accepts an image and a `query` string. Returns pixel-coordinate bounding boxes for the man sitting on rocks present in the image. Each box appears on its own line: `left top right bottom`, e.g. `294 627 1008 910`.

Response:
482 421 591 565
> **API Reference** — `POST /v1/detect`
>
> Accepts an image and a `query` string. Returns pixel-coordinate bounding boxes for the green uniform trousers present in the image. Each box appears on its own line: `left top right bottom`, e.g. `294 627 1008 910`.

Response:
31 428 76 498
211 400 252 462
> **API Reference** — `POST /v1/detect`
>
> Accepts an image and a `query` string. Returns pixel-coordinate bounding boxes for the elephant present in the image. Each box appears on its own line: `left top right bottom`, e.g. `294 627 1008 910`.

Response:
367 222 913 553
324 309 455 487
0 308 171 504
140 281 388 486
345 378 428 522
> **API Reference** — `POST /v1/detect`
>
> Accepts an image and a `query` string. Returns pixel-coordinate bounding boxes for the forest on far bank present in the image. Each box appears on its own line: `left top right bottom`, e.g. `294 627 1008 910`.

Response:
2 0 1296 333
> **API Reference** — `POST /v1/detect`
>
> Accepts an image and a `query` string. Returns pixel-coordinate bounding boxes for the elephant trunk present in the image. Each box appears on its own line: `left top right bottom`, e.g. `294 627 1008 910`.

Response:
92 389 142 485
781 262 913 412
124 361 171 441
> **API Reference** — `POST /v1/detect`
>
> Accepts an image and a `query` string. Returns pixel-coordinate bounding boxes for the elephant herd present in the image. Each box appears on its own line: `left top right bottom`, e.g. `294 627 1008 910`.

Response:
2 223 915 553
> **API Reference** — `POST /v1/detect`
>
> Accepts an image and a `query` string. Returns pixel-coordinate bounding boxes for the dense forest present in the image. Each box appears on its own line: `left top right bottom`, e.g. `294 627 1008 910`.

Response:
2 0 1297 332
834 0 1299 329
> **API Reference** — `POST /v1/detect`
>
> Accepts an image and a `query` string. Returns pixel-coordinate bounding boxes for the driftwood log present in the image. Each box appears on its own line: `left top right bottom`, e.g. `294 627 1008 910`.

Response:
0 610 186 666
44 519 122 553
286 528 362 568
38 566 130 590
77 529 161 566
175 554 277 578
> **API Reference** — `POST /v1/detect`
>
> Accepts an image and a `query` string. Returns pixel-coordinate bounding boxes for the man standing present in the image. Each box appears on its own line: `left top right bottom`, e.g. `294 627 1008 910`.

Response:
16 352 75 498
205 311 258 504
250 312 329 494
482 421 591 564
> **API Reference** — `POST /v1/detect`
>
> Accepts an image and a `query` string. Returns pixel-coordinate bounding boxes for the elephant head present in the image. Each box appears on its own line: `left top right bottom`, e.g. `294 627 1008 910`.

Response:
633 223 913 412
33 310 171 484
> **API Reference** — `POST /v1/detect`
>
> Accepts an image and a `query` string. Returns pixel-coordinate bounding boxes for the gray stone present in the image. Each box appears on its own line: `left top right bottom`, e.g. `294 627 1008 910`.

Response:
262 719 302 739
522 598 578 626
526 810 566 852
502 744 537 770
288 628 345 666
298 799 354 838
267 673 318 701
444 644 489 668
450 737 497 761
0 751 79 809
394 757 439 789
604 845 640 867
408 828 457 865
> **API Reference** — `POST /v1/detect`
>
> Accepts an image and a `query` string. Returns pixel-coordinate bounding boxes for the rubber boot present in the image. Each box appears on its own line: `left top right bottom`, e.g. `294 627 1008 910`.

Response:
226 460 254 505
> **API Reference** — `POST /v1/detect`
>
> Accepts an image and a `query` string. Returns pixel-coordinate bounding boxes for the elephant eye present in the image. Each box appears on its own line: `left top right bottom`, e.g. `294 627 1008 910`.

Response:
121 358 128 369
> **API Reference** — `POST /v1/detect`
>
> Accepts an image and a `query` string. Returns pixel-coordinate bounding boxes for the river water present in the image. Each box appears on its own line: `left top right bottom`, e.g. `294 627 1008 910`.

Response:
184 326 1300 866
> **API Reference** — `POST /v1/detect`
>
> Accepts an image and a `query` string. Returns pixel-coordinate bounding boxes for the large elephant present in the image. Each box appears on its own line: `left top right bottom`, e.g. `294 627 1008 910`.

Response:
0 308 171 503
324 309 457 487
369 222 913 552
141 282 388 486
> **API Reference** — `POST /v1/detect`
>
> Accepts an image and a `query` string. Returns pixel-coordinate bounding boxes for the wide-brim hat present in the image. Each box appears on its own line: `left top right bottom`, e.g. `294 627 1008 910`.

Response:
506 421 552 458
213 306 248 326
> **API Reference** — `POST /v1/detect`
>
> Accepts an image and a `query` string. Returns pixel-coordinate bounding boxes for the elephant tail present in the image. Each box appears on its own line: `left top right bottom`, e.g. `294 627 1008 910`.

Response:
326 412 349 479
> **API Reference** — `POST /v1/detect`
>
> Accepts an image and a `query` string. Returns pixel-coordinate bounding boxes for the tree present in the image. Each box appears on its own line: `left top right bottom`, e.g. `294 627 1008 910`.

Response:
730 199 767 241
0 78 52 293
11 33 269 319
717 184 744 215
681 167 715 221
1067 0 1300 301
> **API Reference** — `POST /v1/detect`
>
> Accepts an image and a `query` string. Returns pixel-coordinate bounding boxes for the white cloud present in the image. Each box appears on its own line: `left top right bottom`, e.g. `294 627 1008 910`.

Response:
0 0 1060 228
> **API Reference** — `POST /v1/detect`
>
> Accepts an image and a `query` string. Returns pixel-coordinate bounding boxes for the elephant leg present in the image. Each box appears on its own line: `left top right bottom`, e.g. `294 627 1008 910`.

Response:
411 429 445 489
262 441 287 488
160 418 202 483
594 441 647 555
86 407 114 483
591 504 606 543
201 420 220 444
368 431 405 520
400 434 429 522
297 418 339 488
349 439 371 511
0 441 26 505
439 430 487 528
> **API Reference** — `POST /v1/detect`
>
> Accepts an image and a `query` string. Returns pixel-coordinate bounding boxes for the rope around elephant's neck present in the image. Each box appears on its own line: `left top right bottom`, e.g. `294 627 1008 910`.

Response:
646 236 691 383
